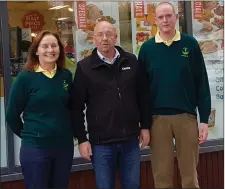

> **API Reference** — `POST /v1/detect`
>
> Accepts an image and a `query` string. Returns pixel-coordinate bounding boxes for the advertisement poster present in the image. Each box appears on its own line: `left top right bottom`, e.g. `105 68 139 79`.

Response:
192 1 224 140
192 1 224 61
131 1 179 56
206 60 223 101
21 11 45 32
74 1 120 62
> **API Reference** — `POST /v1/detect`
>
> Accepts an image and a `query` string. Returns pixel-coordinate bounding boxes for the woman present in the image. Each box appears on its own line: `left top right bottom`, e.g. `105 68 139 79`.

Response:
6 30 74 189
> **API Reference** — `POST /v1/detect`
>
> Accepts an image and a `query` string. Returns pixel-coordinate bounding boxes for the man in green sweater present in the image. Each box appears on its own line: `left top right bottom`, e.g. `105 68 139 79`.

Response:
138 2 211 188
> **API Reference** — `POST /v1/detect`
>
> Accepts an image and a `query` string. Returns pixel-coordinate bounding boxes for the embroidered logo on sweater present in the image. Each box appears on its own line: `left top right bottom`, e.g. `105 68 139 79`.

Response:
181 47 189 58
63 80 68 91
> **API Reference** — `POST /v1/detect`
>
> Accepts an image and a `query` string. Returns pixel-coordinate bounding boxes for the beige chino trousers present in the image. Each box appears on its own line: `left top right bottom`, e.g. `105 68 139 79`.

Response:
150 113 199 188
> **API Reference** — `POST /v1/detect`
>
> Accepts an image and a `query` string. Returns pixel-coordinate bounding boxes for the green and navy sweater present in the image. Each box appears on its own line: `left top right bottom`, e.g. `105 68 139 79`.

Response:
138 33 211 124
6 68 74 148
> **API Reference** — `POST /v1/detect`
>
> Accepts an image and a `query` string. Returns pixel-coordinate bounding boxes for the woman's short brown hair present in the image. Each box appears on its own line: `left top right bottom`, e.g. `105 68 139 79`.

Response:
24 30 65 71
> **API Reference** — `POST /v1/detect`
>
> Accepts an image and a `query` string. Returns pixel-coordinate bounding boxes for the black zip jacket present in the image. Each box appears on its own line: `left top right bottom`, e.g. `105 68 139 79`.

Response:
70 46 150 144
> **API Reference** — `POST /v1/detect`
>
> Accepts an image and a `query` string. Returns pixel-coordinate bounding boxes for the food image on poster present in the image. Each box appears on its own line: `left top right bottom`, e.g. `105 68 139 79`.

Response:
208 108 216 129
192 1 224 41
131 2 157 56
80 48 94 58
131 1 179 56
207 28 224 40
78 7 116 44
199 39 223 54
74 1 120 61
192 1 224 61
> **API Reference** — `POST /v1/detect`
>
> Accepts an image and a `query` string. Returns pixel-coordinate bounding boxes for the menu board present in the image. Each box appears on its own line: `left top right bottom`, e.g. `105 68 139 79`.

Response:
192 1 224 140
206 60 224 101
74 1 120 62
131 1 179 56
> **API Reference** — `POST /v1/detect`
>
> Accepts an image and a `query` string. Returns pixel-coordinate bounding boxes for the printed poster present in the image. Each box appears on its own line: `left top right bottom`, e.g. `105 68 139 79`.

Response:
131 1 179 56
192 1 224 140
192 1 224 61
74 1 120 62
191 1 224 101
206 60 223 101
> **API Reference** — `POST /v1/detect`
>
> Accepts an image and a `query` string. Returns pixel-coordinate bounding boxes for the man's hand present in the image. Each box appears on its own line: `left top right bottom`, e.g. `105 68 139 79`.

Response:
78 141 92 160
139 129 150 149
199 123 208 144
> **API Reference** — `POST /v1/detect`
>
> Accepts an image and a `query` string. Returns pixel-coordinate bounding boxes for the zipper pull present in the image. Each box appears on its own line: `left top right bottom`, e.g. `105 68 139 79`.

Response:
118 88 121 98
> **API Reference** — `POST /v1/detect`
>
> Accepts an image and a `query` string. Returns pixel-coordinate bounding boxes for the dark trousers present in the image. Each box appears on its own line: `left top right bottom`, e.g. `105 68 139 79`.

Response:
20 145 74 189
91 138 140 189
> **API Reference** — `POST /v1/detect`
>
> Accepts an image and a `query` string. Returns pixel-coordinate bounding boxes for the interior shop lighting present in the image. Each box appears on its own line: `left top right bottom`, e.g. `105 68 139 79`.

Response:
56 17 69 21
49 5 69 10
68 8 73 12
31 33 37 37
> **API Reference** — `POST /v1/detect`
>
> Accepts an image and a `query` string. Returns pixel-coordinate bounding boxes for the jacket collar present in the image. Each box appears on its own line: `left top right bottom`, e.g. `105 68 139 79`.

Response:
97 48 120 65
91 46 128 68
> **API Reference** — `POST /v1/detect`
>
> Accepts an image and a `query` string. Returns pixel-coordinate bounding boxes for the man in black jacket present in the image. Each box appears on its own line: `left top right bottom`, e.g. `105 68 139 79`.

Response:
71 21 150 189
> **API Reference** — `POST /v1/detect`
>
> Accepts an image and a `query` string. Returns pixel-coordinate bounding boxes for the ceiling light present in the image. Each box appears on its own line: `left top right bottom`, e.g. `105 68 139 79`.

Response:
49 5 69 10
31 33 37 37
56 17 69 21
68 8 73 12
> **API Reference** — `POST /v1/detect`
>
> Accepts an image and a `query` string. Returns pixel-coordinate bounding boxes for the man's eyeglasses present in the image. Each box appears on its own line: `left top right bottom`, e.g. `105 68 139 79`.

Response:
95 32 115 39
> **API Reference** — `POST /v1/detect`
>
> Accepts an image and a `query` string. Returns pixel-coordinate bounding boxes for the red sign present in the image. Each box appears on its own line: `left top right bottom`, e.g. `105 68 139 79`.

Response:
22 11 45 32
193 1 203 19
134 1 144 18
77 1 87 29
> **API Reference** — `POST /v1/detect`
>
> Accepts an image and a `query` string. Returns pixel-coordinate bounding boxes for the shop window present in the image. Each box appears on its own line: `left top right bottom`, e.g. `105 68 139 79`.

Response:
7 1 186 77
7 1 78 164
191 1 224 140
0 68 7 168
0 16 7 167
74 1 186 59
7 1 188 162
7 1 76 79
7 1 223 164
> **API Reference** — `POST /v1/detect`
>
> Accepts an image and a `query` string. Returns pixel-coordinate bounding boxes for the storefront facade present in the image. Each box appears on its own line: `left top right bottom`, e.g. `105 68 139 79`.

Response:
0 1 224 188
